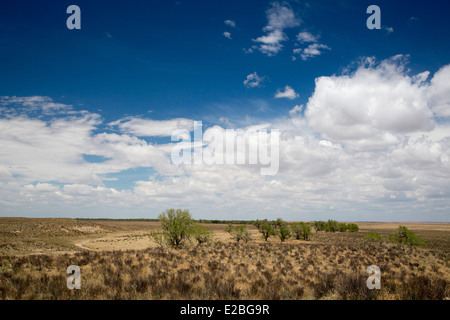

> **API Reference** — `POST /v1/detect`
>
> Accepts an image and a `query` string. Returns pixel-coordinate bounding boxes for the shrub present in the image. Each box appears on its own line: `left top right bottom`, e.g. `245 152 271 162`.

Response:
290 222 312 241
387 226 427 247
338 223 348 232
158 208 194 248
363 232 383 243
312 273 336 299
225 224 250 243
336 273 376 300
347 223 359 232
191 225 213 244
313 221 326 232
401 275 448 300
224 223 234 234
324 219 339 233
254 219 276 242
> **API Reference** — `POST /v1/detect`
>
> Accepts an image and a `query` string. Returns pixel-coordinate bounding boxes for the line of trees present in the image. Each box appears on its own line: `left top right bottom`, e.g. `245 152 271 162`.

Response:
151 209 360 248
313 220 359 233
252 218 304 242
91 210 424 250
252 219 359 242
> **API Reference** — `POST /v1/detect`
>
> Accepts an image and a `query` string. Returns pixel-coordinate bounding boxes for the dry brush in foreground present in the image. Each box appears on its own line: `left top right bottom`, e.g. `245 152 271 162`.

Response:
0 240 448 300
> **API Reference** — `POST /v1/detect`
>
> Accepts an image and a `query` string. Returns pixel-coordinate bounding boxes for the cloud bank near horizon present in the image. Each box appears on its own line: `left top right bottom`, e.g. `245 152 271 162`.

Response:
1 56 450 221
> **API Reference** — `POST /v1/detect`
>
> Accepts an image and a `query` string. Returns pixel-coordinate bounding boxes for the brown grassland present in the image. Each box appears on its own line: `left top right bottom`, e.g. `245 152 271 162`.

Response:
0 217 448 300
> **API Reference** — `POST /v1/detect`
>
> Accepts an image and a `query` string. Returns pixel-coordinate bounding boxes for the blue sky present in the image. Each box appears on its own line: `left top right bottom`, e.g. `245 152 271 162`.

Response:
1 1 450 221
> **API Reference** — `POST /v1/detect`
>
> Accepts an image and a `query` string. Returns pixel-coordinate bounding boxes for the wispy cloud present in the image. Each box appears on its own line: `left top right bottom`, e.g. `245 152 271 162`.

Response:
296 31 319 43
109 117 194 137
409 16 418 23
224 19 236 28
243 72 266 88
297 43 331 61
384 26 394 34
251 2 300 56
0 96 72 115
292 30 330 61
289 104 303 116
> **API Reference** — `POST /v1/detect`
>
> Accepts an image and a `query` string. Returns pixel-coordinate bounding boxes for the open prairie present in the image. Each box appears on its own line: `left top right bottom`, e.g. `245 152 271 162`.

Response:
0 218 448 300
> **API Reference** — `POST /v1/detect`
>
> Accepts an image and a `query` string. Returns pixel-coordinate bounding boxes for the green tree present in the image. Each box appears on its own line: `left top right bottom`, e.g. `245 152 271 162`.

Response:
254 219 276 241
290 222 312 241
158 208 194 248
274 218 291 242
253 219 263 231
236 225 251 243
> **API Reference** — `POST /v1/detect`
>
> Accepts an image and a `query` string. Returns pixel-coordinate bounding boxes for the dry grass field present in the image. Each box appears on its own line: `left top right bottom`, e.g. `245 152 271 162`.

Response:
0 218 448 300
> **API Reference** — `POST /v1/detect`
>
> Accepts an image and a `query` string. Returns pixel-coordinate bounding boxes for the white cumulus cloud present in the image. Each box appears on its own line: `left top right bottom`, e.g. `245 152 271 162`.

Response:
305 55 437 150
428 64 450 118
1 57 450 221
275 85 299 100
